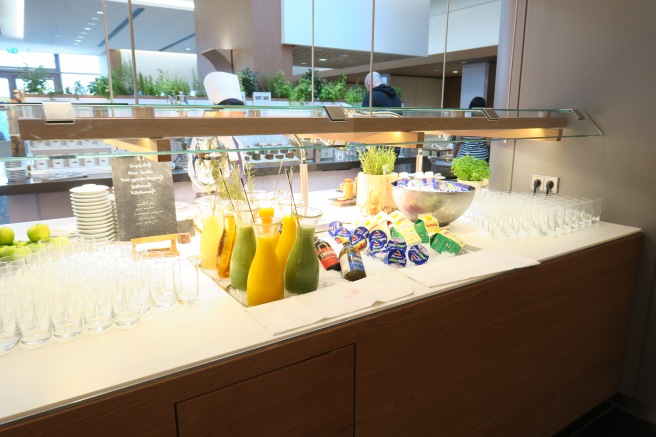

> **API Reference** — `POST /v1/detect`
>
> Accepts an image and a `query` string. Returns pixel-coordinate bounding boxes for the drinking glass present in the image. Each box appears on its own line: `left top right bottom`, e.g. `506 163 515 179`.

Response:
592 198 602 223
78 274 113 333
16 285 51 346
0 291 20 352
111 264 142 327
48 279 83 339
174 258 200 306
148 259 177 311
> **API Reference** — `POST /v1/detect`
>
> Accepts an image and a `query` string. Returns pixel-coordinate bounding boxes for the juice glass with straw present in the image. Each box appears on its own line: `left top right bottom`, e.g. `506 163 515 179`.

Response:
230 201 258 291
276 196 306 271
284 206 323 294
247 217 284 306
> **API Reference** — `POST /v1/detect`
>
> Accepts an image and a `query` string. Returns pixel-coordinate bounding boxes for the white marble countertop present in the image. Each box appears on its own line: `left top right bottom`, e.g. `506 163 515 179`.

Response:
0 190 642 425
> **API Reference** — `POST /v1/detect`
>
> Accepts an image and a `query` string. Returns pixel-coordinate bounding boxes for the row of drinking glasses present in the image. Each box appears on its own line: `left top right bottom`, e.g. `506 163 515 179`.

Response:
465 190 603 240
0 236 199 354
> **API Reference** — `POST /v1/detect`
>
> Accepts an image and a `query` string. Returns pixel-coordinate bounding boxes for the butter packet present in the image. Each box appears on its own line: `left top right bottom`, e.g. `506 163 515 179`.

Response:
373 211 389 225
429 230 466 255
388 210 406 224
390 218 422 247
354 217 375 230
414 213 440 243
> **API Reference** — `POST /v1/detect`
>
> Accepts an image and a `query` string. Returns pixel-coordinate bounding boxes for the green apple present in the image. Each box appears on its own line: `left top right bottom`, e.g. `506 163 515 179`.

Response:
27 223 50 243
0 227 14 246
2 245 31 261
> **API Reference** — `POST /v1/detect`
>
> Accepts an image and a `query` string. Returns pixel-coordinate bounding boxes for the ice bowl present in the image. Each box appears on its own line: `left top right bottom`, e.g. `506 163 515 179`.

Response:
391 181 476 225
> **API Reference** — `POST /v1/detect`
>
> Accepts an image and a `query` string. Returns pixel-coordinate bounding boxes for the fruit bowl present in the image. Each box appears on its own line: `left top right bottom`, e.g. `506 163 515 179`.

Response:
391 181 476 225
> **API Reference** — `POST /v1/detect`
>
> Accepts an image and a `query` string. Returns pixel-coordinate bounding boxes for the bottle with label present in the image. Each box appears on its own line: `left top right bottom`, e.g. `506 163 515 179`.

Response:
314 236 341 271
339 243 367 281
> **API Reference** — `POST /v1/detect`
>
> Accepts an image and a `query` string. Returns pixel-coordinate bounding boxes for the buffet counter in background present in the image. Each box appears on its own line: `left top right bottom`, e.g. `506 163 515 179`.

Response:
0 190 642 436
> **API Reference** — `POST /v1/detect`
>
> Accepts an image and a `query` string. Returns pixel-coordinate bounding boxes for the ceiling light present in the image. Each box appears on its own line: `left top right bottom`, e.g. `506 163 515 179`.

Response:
84 27 91 30
75 39 82 43
78 36 85 39
318 58 327 62
92 17 99 20
185 48 190 51
106 0 194 11
97 10 104 14
452 70 459 74
88 23 96 26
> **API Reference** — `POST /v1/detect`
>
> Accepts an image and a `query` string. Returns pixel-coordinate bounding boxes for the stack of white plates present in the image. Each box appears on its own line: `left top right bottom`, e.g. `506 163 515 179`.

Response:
70 184 116 242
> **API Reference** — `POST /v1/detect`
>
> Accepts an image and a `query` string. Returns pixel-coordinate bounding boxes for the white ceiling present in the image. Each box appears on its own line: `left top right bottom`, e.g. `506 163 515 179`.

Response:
0 0 196 56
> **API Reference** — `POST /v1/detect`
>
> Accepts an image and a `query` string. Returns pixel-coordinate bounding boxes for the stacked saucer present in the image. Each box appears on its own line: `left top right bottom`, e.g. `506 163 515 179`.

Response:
70 184 116 242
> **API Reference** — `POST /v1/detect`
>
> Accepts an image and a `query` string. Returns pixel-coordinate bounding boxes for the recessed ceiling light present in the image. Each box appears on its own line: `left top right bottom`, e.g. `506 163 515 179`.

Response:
84 27 91 30
300 62 307 65
319 58 327 62
452 70 459 74
55 34 60 37
81 32 87 35
92 17 99 20
97 11 103 14
185 48 190 51
88 23 96 26
75 40 82 43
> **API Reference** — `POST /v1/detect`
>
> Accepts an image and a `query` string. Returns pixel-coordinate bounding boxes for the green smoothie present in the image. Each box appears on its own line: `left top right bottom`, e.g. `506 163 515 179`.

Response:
284 226 320 294
230 225 256 291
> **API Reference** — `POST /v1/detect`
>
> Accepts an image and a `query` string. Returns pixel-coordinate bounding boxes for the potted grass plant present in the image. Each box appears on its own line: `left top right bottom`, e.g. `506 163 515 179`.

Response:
356 146 398 215
450 155 490 191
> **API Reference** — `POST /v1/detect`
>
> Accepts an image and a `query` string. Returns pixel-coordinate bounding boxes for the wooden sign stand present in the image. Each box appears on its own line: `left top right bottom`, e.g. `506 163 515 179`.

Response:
131 234 180 257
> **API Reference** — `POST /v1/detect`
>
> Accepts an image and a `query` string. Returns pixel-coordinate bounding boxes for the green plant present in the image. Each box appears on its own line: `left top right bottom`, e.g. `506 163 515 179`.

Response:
20 65 52 94
392 86 404 99
154 68 190 96
191 69 206 97
319 74 347 102
138 72 157 96
261 70 292 99
289 77 313 103
301 69 326 97
88 76 110 98
359 146 397 175
450 155 490 181
345 83 365 106
237 68 258 98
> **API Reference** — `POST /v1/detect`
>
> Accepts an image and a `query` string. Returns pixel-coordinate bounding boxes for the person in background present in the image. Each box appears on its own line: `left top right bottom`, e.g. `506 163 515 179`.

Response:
454 96 490 162
361 71 402 108
188 72 246 196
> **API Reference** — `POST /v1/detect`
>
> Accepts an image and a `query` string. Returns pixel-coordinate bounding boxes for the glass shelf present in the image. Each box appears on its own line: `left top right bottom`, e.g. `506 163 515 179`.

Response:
0 103 602 162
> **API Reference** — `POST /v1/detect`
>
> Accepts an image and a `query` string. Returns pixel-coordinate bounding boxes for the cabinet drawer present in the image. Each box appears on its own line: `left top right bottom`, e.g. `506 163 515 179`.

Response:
176 345 354 437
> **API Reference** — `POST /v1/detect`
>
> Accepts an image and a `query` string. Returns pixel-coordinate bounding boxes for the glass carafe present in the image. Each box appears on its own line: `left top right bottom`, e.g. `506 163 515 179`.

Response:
247 217 284 306
276 196 306 271
198 197 224 270
217 201 238 278
284 207 323 294
230 202 258 291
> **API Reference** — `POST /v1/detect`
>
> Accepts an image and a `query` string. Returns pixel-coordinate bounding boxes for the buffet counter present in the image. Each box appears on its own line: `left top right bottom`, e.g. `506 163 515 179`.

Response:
0 190 643 436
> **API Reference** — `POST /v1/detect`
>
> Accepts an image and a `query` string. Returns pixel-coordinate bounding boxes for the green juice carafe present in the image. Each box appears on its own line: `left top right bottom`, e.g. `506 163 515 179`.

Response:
230 202 258 291
284 206 323 294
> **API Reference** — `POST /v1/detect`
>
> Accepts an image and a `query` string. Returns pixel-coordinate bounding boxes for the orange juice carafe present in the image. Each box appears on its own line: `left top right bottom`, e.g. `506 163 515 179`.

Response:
247 217 284 306
276 197 305 271
199 201 224 270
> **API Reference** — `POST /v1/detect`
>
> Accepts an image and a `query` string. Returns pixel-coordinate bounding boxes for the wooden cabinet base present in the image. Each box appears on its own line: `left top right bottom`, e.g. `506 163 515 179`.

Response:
0 234 642 436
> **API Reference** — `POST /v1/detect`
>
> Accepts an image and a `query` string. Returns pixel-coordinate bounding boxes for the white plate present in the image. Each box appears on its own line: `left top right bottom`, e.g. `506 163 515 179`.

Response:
70 195 108 202
78 228 115 238
75 217 115 226
74 211 114 219
73 204 112 212
77 224 114 233
71 201 111 209
70 184 109 194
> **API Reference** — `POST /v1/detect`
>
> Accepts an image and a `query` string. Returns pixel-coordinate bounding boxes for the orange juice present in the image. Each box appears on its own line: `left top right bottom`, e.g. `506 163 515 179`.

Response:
258 206 275 224
247 218 284 306
200 213 223 270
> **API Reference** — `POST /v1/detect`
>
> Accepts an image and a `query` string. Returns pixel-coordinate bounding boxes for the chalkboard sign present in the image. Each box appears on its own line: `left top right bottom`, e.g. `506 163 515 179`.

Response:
111 156 178 241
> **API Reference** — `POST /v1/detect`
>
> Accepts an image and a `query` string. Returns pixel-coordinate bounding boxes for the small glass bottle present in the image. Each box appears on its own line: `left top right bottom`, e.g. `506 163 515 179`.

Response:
339 243 367 281
314 236 341 271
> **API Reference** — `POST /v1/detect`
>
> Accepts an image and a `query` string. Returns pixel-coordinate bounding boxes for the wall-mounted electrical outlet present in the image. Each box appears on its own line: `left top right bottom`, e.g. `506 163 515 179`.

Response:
531 175 545 191
544 176 559 194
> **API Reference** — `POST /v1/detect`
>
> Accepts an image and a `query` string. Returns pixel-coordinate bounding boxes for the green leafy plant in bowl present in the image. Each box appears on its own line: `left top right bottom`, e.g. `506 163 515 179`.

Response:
451 155 490 182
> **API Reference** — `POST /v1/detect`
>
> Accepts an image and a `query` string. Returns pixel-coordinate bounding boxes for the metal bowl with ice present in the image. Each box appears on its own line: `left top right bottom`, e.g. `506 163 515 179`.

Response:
391 181 476 225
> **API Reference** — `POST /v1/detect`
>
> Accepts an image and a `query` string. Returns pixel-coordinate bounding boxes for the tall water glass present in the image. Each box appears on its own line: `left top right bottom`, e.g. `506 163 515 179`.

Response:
174 258 200 306
592 198 602 223
148 259 177 311
48 279 83 339
0 291 19 352
79 274 113 333
111 265 142 327
16 285 51 346
284 207 323 294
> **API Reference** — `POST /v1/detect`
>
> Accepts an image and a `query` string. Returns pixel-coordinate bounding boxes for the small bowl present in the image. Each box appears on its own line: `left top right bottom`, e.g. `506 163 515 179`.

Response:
391 181 476 225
